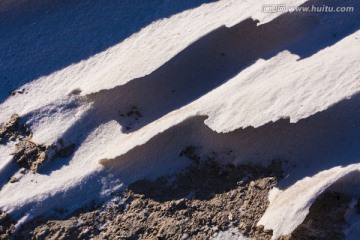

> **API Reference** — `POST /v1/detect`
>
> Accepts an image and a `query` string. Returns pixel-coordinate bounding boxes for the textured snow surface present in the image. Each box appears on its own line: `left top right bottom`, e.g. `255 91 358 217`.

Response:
0 0 360 238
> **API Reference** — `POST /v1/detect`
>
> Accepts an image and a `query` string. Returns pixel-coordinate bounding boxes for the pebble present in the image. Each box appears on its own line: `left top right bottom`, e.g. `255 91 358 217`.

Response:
180 233 189 240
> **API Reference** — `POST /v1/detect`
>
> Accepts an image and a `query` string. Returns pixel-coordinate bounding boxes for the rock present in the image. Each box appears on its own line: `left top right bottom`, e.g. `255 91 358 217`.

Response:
8 176 18 183
57 144 76 158
173 199 187 210
240 224 251 234
239 221 246 229
179 145 201 163
31 151 47 173
229 190 237 198
130 199 143 209
0 114 31 144
12 141 47 172
0 234 9 240
180 233 189 240
257 179 268 189
68 88 82 95
0 211 14 237
256 225 264 233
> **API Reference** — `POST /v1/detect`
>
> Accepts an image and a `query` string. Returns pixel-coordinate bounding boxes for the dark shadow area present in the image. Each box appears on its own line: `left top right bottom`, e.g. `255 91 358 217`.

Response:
0 0 217 102
288 191 351 239
106 91 360 191
0 162 18 191
128 160 282 202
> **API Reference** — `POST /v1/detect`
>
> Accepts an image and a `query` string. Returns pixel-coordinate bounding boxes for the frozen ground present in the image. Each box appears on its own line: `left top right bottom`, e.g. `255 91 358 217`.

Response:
0 0 360 239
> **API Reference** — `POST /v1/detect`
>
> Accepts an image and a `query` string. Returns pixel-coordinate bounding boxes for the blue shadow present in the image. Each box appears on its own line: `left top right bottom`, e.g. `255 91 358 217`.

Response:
0 0 217 102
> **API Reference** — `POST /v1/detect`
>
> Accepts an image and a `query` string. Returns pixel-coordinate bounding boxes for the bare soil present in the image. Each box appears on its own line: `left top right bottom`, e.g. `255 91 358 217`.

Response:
15 159 283 240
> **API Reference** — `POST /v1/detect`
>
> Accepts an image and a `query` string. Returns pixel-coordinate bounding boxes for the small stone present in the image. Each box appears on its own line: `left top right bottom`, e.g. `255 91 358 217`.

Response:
249 181 256 187
57 144 75 158
239 221 245 227
256 225 265 233
180 233 189 240
229 190 237 198
173 199 187 210
257 179 268 189
130 199 143 209
8 176 18 183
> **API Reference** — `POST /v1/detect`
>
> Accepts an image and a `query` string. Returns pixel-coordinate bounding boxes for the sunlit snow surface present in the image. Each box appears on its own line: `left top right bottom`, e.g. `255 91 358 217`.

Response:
0 0 360 238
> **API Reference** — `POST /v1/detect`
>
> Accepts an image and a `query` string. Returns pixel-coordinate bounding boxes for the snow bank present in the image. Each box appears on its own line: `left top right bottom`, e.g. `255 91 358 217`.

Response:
0 0 360 238
259 165 360 239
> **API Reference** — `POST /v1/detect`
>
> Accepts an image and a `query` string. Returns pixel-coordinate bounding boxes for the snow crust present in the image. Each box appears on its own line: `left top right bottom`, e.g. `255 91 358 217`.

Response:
0 0 360 238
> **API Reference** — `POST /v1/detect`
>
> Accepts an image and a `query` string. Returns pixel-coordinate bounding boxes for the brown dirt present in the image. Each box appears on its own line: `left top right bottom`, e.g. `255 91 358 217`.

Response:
12 140 48 173
0 114 75 177
0 114 47 173
0 211 15 240
0 114 31 144
15 159 283 240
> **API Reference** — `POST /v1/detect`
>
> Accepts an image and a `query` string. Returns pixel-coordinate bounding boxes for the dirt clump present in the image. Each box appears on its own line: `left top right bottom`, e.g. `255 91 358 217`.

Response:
119 105 143 131
0 211 15 240
56 139 76 158
0 114 47 173
0 114 31 143
0 114 48 173
0 115 76 175
179 145 201 164
11 140 48 173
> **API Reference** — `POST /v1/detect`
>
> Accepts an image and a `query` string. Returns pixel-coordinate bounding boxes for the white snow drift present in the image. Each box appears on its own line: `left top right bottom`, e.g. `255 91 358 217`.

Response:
0 0 359 238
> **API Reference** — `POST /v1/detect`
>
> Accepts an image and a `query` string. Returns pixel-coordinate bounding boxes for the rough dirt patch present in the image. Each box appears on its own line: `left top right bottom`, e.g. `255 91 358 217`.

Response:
119 105 143 131
11 140 48 173
0 114 48 173
4 159 355 240
0 211 15 240
0 114 75 176
10 139 75 175
15 159 283 240
280 192 351 240
0 114 31 143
